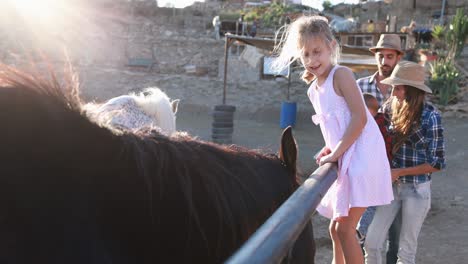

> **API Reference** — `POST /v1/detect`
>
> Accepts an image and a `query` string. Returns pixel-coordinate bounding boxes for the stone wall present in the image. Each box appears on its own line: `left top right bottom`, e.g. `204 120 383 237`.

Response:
387 0 467 27
333 0 468 32
0 1 318 120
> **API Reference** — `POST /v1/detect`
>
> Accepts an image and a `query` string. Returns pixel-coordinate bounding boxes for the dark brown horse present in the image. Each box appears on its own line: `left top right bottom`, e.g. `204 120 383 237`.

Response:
0 64 315 263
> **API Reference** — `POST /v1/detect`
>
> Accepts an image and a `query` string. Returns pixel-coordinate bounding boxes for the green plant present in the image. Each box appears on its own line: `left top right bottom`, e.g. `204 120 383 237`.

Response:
219 11 241 21
434 48 449 60
322 0 333 11
244 10 259 21
429 59 460 105
416 43 430 50
430 25 447 53
446 8 468 59
243 3 294 27
431 25 445 40
427 8 466 105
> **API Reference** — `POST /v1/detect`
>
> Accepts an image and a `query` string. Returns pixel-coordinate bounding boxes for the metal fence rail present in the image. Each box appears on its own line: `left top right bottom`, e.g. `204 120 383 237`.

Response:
226 162 338 264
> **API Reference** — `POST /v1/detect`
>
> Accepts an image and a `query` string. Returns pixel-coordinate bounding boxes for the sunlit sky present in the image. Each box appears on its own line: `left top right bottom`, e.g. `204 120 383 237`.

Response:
157 0 204 8
5 0 69 30
157 0 360 9
302 0 360 11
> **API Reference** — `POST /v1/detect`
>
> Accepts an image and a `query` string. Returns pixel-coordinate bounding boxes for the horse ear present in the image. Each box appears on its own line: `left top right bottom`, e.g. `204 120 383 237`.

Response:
171 99 179 114
279 126 297 175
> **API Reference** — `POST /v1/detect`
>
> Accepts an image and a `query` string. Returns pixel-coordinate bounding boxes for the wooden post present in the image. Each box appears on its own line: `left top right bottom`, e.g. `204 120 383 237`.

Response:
223 37 234 105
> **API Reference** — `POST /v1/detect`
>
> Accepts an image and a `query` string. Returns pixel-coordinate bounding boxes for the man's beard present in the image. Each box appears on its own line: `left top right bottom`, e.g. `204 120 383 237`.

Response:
380 66 392 77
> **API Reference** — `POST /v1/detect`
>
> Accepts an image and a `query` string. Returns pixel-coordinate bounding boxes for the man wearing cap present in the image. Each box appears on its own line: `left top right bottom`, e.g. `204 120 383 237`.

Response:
364 61 446 264
356 33 404 263
357 34 404 106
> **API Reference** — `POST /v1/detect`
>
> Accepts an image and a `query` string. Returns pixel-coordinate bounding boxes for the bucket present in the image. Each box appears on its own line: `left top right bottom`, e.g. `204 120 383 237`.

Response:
280 101 297 128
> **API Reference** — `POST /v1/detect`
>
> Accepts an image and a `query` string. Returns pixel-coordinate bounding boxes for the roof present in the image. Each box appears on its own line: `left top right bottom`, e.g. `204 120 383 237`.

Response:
225 33 276 51
224 34 377 72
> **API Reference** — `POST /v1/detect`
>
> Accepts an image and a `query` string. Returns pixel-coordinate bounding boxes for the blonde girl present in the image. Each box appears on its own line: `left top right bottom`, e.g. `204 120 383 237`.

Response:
274 16 393 264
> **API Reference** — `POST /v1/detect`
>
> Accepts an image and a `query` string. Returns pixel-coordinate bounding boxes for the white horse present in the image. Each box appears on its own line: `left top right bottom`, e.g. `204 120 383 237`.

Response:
85 88 179 136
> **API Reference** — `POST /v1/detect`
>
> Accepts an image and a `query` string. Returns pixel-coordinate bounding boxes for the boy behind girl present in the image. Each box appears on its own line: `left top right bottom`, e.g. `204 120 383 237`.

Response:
357 93 393 244
363 93 392 162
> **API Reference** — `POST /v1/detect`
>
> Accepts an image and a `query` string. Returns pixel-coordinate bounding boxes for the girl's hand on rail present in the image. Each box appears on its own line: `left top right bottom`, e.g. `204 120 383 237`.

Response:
318 152 338 166
315 147 331 165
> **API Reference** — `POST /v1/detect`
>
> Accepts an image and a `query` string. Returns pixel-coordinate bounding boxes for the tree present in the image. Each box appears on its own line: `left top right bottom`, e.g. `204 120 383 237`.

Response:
322 0 332 11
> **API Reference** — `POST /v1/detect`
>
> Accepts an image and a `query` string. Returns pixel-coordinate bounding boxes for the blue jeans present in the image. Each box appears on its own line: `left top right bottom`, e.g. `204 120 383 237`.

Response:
358 206 376 237
386 212 401 264
358 207 401 264
364 181 431 264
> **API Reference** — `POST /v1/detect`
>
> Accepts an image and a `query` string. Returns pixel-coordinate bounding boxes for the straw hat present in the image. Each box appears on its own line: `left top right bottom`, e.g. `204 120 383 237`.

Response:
369 34 404 54
381 61 432 93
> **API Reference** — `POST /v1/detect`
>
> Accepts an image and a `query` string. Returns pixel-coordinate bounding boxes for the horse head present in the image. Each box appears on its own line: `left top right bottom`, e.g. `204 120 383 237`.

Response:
278 126 316 264
279 126 297 177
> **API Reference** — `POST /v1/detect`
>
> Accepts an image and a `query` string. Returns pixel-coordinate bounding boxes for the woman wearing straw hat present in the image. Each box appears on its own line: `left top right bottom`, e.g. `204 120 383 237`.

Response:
357 33 404 264
364 61 446 264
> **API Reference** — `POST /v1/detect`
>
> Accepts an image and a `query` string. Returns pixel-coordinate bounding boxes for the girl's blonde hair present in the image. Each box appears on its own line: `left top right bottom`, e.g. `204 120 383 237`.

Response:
273 15 340 84
390 85 425 153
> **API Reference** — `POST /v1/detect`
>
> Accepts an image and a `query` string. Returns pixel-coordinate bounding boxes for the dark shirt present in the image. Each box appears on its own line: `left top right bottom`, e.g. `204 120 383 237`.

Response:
374 112 393 163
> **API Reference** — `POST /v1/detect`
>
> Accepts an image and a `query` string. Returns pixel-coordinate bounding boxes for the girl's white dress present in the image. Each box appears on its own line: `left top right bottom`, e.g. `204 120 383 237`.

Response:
308 65 393 220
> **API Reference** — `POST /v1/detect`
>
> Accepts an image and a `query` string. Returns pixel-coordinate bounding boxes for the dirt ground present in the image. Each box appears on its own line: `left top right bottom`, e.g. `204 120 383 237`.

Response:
176 106 468 264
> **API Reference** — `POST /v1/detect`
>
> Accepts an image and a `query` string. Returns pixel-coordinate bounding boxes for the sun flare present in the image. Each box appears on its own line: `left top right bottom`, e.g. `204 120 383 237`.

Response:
8 0 65 26
1 0 90 56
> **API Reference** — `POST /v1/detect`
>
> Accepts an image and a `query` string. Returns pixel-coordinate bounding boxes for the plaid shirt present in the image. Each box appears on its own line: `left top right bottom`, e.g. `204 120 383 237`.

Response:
356 72 392 107
391 103 446 184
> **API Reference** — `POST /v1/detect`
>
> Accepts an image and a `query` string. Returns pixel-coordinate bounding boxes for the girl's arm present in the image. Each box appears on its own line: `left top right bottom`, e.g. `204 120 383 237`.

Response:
320 67 367 165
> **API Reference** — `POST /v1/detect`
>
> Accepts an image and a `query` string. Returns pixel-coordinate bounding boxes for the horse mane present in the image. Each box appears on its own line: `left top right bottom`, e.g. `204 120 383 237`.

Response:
123 127 298 254
0 63 304 262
